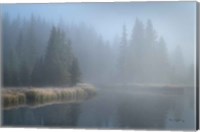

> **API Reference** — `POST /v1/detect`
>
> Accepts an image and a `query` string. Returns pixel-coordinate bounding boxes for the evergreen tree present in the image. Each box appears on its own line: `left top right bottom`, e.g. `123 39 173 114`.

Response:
19 60 29 86
25 15 38 73
16 31 24 59
156 37 170 83
143 19 158 83
43 27 72 86
6 48 20 86
70 57 81 86
31 58 44 86
171 46 186 84
128 18 145 82
118 25 128 82
145 20 157 47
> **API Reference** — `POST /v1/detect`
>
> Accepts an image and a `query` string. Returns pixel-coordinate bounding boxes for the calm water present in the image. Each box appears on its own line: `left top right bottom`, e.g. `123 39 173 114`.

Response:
2 86 195 130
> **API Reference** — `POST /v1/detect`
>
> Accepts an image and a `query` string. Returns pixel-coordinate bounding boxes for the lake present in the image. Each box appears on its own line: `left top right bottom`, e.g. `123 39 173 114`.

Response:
2 85 196 130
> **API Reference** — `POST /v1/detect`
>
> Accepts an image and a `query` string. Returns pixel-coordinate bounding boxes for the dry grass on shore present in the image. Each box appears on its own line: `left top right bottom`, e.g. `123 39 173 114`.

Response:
2 83 96 108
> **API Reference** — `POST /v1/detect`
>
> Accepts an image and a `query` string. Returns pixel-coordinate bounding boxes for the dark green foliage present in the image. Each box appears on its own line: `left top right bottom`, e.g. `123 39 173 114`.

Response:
70 57 81 86
43 27 73 86
2 14 81 87
30 26 81 86
19 60 30 86
3 48 20 86
31 58 44 86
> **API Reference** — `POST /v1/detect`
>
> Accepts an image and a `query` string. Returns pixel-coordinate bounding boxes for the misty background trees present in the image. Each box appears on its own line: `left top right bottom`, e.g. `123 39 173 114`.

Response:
117 19 194 85
2 14 194 87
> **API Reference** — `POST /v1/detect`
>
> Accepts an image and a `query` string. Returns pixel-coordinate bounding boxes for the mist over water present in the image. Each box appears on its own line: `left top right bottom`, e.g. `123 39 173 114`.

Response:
3 86 195 130
1 2 197 130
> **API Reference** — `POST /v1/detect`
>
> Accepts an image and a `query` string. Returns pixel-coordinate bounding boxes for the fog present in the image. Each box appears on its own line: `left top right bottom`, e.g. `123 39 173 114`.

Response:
2 2 196 63
1 2 197 130
1 2 196 86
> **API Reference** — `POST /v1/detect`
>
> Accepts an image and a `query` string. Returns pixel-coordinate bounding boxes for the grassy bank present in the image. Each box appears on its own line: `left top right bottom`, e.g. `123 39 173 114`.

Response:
2 83 96 109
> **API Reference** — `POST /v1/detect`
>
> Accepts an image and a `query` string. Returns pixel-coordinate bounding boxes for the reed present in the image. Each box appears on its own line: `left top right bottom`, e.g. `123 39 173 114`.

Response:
2 83 96 108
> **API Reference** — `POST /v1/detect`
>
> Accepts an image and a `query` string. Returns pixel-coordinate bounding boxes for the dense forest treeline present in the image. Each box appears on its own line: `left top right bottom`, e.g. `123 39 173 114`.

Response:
3 14 80 87
2 14 194 87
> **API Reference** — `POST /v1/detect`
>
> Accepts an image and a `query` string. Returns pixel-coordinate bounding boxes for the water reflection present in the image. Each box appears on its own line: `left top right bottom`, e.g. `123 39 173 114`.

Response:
3 103 81 127
3 86 195 130
116 92 183 129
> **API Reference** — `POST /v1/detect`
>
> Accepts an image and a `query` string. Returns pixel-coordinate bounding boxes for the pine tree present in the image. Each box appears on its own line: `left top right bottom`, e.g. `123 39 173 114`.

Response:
24 15 39 78
16 31 24 59
31 58 44 86
156 37 170 83
70 57 81 86
19 60 29 86
171 46 186 84
145 20 157 47
142 19 158 83
128 18 145 82
118 25 128 82
7 48 20 86
43 26 72 86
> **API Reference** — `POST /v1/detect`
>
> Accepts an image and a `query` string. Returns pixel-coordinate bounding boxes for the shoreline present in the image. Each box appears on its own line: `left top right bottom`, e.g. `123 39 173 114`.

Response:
2 83 96 109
